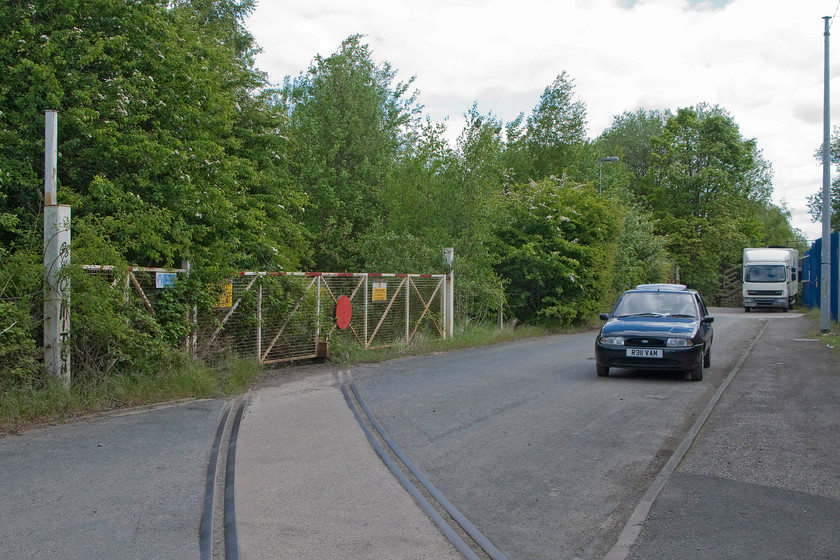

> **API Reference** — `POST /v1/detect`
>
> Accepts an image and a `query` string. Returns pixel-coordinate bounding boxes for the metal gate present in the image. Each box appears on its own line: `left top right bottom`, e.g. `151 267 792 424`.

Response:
81 267 451 364
200 272 450 364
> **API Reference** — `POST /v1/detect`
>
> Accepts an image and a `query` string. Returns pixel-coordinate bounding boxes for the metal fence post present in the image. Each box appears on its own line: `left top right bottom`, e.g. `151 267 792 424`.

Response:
364 275 369 348
257 279 263 362
315 275 322 343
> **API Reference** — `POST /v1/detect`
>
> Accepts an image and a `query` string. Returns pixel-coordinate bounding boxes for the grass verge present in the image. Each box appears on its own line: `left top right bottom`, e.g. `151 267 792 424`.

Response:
327 321 575 365
0 353 262 435
0 320 585 435
804 308 840 354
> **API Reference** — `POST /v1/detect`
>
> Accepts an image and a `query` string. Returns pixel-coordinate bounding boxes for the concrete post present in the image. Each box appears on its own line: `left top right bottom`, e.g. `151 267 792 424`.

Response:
43 110 71 385
443 248 454 338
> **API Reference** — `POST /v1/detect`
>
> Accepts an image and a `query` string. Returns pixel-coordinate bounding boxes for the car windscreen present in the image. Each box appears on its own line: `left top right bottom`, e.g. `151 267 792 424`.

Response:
612 292 698 318
744 264 786 282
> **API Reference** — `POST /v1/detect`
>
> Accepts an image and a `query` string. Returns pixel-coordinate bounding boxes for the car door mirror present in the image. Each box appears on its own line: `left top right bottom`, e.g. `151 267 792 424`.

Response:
702 316 714 324
599 313 610 321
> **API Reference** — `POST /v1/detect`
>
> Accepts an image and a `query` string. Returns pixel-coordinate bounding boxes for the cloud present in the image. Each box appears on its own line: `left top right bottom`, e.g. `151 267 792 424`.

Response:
246 0 840 240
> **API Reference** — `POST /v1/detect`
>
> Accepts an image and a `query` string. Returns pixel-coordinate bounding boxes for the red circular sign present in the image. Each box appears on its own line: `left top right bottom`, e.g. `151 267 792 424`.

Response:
335 295 352 330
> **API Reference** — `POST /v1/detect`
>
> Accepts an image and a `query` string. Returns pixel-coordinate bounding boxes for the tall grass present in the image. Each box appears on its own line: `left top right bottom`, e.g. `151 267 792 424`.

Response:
0 354 262 434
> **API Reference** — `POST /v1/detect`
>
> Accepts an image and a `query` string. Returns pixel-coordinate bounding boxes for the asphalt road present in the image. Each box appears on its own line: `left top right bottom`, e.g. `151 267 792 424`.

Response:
349 309 833 559
0 399 226 559
1 308 837 559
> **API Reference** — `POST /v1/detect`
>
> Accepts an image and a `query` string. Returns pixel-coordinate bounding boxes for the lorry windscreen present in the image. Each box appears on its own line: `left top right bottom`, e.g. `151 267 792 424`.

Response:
744 264 785 282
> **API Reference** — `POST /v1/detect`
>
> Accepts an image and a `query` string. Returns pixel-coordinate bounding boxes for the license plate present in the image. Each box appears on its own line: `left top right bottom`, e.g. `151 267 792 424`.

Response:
627 348 662 358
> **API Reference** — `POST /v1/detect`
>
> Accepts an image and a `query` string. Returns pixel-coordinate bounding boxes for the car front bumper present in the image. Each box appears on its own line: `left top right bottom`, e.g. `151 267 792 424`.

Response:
595 344 704 371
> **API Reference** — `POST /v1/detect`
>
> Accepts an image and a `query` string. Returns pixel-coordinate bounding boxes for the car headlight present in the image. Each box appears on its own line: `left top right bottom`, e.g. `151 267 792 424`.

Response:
666 338 694 348
600 336 625 346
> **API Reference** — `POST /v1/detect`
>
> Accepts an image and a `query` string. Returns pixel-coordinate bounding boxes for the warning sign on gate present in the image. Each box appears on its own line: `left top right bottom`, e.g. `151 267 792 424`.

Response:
215 282 233 308
372 282 387 302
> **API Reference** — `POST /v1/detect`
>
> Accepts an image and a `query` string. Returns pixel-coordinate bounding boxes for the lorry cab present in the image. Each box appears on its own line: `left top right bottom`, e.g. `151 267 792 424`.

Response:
742 247 799 312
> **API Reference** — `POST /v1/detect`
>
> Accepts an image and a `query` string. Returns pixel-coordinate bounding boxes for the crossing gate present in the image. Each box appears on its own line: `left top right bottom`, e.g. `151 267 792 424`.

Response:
200 272 451 364
81 268 451 364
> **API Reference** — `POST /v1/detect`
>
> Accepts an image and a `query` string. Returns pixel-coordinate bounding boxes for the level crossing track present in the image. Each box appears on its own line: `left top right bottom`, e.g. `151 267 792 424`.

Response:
339 371 509 560
199 377 507 560
201 396 247 560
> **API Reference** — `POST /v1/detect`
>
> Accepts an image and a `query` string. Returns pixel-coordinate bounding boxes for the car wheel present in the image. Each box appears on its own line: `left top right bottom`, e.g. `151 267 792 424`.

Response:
703 347 711 368
690 363 703 381
744 307 751 313
596 365 609 377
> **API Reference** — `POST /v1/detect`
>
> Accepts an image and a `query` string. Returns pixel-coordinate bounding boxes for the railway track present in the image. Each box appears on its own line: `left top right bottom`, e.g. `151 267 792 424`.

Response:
339 371 509 560
200 373 508 560
201 396 247 560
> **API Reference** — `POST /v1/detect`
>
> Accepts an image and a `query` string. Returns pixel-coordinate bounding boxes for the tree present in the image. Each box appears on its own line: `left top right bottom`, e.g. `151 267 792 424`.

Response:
281 35 421 271
493 177 621 325
807 186 840 234
755 202 807 249
504 72 588 183
597 108 668 197
648 105 770 294
809 125 840 233
0 0 307 272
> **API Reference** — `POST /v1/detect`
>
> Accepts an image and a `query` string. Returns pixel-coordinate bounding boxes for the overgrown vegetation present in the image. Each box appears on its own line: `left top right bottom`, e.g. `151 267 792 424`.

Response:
0 1 822 427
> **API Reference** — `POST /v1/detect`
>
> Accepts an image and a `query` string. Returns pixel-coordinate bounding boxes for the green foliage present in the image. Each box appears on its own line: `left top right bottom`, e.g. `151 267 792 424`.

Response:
608 189 673 292
0 245 43 386
755 202 808 250
647 105 771 296
281 34 421 271
810 125 840 233
0 0 307 270
66 264 168 381
597 108 668 196
493 178 621 325
504 72 588 183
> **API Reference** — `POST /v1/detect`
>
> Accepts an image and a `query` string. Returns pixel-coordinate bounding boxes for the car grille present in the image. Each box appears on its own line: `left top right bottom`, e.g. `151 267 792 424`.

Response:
625 337 666 348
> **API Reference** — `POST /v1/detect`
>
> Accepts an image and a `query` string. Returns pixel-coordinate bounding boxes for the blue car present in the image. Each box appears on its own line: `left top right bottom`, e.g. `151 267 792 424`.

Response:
595 284 714 381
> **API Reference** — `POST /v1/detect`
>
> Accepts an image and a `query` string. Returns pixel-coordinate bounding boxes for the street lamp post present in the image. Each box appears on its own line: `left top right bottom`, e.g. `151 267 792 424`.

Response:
599 156 619 197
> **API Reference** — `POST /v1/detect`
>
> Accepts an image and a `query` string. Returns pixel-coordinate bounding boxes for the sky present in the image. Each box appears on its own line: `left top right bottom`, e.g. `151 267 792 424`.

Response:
245 0 840 242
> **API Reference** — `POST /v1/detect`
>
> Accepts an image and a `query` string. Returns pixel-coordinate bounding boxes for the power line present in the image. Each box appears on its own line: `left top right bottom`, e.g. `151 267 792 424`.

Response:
831 0 840 29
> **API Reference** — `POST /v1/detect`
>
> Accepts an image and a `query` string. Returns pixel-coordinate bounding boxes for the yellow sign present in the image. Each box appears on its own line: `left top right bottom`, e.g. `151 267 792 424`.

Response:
372 282 387 302
216 282 233 308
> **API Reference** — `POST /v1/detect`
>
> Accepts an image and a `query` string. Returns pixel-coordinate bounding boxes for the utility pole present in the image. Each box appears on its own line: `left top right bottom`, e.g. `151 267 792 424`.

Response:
821 16 832 333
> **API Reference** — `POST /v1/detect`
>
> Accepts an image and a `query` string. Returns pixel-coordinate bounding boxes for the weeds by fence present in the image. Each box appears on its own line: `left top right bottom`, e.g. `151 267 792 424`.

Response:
1 264 462 387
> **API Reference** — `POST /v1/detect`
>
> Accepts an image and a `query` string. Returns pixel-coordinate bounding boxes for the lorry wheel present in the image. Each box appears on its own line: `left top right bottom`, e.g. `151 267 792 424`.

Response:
744 307 751 313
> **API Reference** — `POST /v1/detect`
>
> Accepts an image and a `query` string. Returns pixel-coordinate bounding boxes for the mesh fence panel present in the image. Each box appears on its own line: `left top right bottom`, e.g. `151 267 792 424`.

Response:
195 273 447 364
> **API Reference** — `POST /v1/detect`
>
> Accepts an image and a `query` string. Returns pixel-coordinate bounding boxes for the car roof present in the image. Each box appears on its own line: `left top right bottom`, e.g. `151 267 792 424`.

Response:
633 283 689 292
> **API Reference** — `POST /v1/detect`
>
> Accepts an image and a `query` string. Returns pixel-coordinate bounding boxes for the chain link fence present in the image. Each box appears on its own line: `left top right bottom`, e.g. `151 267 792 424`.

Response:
78 268 449 365
202 272 448 363
2 262 464 383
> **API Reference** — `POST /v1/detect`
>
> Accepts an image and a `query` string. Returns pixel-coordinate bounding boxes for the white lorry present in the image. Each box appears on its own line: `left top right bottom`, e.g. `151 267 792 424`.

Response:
742 247 799 312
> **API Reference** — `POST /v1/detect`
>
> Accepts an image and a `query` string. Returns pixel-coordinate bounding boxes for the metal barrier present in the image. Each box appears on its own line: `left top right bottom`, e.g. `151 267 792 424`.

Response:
203 272 448 364
802 232 839 321
82 267 450 364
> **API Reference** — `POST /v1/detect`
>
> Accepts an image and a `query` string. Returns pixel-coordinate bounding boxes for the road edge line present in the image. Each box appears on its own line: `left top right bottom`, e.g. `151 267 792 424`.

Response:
603 319 770 560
